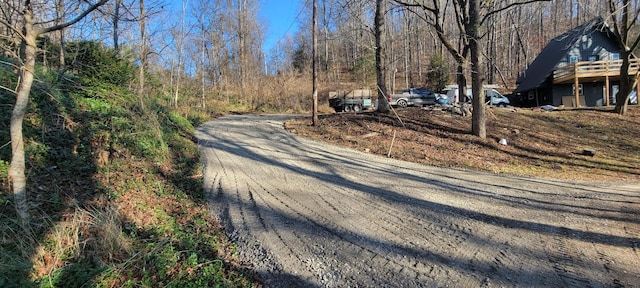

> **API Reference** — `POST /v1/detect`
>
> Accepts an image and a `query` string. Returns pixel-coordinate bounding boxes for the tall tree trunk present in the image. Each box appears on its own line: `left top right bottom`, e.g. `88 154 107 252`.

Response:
457 63 468 102
237 0 247 99
468 0 486 139
113 0 121 51
487 16 495 84
174 0 187 108
56 0 65 69
615 51 631 115
9 0 108 227
322 0 329 73
614 0 632 115
138 0 147 110
10 7 37 226
201 17 206 109
403 13 410 88
375 0 390 113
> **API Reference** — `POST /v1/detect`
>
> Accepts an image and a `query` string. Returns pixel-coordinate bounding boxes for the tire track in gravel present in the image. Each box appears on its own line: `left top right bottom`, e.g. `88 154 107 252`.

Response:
259 153 486 286
197 114 640 288
241 152 433 286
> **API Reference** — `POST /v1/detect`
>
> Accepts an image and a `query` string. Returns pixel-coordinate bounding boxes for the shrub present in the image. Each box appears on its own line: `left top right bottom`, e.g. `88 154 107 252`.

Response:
65 41 134 86
168 112 195 135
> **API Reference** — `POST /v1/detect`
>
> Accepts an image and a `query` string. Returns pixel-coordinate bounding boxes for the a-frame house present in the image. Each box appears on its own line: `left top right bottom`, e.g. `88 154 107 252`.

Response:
514 17 639 107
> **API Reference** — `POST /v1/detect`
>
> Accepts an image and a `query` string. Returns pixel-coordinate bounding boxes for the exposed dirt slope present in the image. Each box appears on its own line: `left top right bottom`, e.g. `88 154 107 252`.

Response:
286 106 640 182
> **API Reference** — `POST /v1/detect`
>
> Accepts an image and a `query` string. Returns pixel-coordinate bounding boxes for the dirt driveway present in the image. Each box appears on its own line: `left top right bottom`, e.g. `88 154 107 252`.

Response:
196 114 640 288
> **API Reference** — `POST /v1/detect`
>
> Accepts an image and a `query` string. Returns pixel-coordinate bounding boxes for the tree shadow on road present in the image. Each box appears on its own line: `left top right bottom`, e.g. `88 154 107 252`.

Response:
197 116 639 287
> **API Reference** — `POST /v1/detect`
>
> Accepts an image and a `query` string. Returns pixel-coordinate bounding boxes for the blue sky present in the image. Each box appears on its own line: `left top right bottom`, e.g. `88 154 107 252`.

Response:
259 0 304 52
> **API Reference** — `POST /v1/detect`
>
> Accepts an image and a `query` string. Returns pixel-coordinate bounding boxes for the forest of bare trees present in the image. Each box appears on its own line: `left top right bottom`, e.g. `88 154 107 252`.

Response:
3 0 635 112
1 1 639 283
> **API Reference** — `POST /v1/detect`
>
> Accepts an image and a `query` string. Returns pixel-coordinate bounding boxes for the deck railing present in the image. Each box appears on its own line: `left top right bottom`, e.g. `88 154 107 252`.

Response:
553 59 640 82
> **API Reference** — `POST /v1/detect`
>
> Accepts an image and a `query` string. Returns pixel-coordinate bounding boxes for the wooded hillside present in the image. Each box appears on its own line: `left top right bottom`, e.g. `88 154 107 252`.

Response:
2 0 632 110
1 0 638 286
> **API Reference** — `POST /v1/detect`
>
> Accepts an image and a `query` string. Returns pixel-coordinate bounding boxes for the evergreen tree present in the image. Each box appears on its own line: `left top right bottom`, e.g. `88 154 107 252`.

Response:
426 53 450 92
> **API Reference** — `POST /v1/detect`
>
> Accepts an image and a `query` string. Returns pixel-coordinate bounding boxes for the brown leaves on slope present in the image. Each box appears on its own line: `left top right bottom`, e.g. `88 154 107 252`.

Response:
286 106 640 182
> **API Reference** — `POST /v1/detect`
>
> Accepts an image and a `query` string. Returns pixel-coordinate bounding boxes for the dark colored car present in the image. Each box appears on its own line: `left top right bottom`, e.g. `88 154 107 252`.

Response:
390 88 439 108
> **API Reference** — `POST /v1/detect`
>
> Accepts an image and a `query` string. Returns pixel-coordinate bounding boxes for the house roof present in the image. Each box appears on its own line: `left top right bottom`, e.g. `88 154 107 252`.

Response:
514 17 612 93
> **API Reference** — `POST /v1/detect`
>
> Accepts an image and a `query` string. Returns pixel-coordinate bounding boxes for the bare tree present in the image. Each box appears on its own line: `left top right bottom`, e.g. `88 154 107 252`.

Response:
393 2 468 87
468 0 486 138
173 0 186 107
322 0 331 74
199 11 206 108
4 0 108 227
375 0 390 113
392 0 472 128
393 0 551 139
55 0 66 69
609 0 640 115
138 0 147 107
112 0 122 50
237 0 247 88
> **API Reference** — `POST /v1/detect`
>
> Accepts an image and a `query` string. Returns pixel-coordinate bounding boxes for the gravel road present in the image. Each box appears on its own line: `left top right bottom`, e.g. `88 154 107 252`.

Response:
196 114 640 288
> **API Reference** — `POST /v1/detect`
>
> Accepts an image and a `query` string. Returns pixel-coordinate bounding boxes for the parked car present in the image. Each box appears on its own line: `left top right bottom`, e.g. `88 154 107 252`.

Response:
389 88 439 108
484 89 511 107
436 94 453 105
444 87 510 107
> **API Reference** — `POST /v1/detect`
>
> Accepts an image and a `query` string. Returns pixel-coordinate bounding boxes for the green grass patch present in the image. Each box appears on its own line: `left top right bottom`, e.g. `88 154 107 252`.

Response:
0 46 261 287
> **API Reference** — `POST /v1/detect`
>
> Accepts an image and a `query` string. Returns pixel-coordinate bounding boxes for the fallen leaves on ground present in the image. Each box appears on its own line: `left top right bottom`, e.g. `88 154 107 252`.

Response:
285 106 640 182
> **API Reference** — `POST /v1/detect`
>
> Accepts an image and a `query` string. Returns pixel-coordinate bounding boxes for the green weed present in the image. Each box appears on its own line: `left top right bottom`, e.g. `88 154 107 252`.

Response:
168 112 195 134
1 43 261 287
0 160 8 180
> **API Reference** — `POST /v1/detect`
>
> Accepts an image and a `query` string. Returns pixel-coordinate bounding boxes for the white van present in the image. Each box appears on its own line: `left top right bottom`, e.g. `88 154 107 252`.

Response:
444 87 472 103
444 87 510 107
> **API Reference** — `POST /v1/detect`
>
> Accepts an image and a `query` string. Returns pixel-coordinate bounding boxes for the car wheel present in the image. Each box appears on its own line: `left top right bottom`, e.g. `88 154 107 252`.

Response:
343 105 352 112
353 104 362 112
397 99 408 108
498 103 506 108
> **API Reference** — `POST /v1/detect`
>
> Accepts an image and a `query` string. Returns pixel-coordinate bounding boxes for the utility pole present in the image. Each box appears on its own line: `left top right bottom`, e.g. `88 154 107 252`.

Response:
312 0 319 125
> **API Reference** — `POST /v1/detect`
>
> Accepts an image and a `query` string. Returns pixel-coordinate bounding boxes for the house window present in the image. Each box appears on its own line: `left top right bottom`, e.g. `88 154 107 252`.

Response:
573 84 583 96
588 55 599 61
569 55 579 63
611 53 620 60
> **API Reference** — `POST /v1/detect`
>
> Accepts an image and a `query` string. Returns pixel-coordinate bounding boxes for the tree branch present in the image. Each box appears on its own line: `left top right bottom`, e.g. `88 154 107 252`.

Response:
392 0 437 15
0 19 25 40
36 0 109 35
629 35 640 53
630 4 640 29
609 1 622 41
481 0 552 26
393 0 467 64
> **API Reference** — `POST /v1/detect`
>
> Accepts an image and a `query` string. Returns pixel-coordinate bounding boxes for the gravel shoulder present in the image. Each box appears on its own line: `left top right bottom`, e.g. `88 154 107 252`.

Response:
196 114 640 288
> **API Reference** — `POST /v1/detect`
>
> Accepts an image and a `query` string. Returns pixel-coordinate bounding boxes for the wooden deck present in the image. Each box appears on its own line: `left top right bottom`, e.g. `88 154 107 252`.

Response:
552 59 640 107
553 59 640 83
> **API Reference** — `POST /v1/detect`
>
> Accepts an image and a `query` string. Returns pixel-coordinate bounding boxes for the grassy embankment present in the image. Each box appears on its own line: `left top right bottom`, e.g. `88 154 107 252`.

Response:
0 56 262 287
